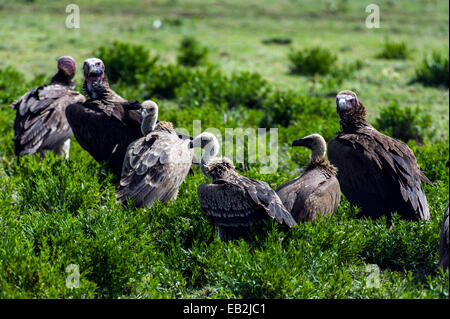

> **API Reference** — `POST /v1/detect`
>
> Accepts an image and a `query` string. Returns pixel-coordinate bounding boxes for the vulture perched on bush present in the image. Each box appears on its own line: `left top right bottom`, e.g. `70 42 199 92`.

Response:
116 101 194 208
191 132 296 241
276 134 340 222
65 58 143 176
327 90 432 223
9 56 85 159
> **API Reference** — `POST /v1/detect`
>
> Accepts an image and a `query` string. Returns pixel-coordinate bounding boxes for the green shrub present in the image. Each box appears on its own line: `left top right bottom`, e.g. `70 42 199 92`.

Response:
0 66 27 105
140 64 192 99
262 37 292 45
177 36 208 67
93 41 159 85
260 90 338 128
176 69 270 109
377 40 411 60
375 103 435 143
412 50 449 88
288 47 338 75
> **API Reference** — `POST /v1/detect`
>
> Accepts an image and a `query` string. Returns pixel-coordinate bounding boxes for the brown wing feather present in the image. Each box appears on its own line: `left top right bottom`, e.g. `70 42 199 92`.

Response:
277 168 340 222
65 100 142 176
328 129 430 221
10 84 85 156
198 172 296 241
116 130 193 208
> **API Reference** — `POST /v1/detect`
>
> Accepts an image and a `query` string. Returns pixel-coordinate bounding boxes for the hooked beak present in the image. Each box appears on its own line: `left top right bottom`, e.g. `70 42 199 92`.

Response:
337 98 347 112
292 137 312 148
188 141 194 149
85 63 103 78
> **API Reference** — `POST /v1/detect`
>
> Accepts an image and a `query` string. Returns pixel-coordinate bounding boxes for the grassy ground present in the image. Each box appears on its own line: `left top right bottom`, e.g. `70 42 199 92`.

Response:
0 0 448 298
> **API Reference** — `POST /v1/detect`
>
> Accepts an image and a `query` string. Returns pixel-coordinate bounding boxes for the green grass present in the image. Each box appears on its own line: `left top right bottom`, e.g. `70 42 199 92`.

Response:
0 0 448 299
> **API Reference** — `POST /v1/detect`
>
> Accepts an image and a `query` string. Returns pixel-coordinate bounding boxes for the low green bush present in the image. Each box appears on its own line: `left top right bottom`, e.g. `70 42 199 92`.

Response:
0 66 27 105
176 69 270 109
412 50 449 88
377 40 411 60
177 36 209 67
375 103 435 143
93 41 159 85
288 47 338 76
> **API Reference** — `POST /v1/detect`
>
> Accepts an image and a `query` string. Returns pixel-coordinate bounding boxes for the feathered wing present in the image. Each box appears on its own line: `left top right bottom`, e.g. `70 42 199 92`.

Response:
116 130 193 208
10 84 85 156
328 129 430 220
198 173 296 240
277 169 340 222
65 99 143 176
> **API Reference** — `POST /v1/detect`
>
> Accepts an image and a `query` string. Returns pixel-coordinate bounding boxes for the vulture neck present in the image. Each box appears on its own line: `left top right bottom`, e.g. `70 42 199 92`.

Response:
50 70 75 88
339 102 371 133
200 139 220 178
141 112 158 135
340 117 372 133
83 76 121 101
310 144 326 162
305 157 337 176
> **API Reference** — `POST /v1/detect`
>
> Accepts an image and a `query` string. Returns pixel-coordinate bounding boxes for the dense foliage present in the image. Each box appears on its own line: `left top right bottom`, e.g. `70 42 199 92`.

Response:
377 40 411 60
375 103 435 144
288 47 338 75
412 50 449 88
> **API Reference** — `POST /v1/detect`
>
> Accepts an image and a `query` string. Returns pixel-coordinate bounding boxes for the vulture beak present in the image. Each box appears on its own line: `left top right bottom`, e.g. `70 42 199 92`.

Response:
292 137 312 148
336 97 347 112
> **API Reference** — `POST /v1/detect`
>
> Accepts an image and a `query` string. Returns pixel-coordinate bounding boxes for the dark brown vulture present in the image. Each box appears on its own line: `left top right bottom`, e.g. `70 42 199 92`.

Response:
191 132 296 241
327 90 432 223
276 133 340 222
9 56 85 159
116 101 194 208
65 58 144 176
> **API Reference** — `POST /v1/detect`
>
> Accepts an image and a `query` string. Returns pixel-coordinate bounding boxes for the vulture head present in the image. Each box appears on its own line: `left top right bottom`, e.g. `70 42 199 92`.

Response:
57 56 76 78
292 133 326 161
189 132 219 152
190 132 234 180
141 100 159 135
83 58 107 98
335 90 368 130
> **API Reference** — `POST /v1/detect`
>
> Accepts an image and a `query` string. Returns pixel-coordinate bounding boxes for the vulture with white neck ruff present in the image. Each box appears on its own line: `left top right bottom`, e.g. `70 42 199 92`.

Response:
10 56 85 159
327 90 432 223
65 58 143 176
191 132 296 241
116 101 194 208
276 134 340 222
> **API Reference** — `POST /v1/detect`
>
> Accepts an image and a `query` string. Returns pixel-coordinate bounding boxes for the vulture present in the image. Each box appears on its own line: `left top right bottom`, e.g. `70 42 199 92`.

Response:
116 101 194 208
276 134 340 222
9 56 85 159
191 132 296 241
327 90 432 223
439 161 449 272
65 58 143 176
